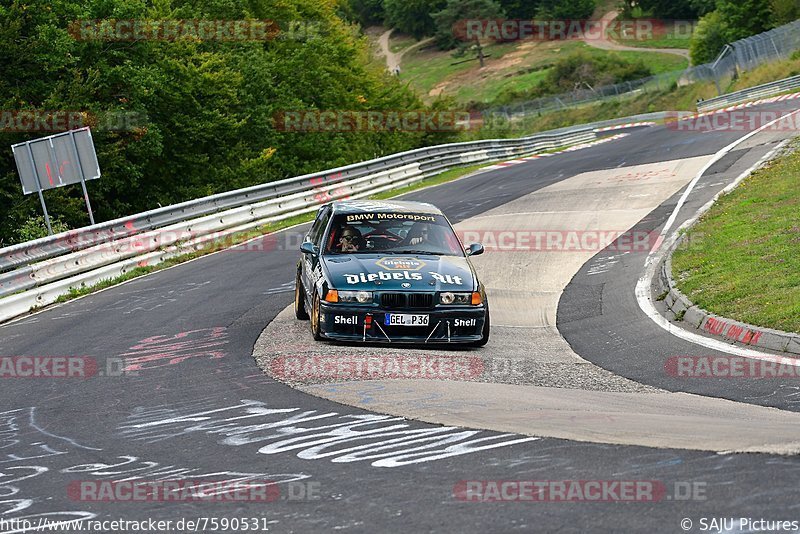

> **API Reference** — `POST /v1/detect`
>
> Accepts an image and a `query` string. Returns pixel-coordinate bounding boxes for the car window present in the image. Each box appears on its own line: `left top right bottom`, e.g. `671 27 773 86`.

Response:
324 212 463 256
309 207 331 247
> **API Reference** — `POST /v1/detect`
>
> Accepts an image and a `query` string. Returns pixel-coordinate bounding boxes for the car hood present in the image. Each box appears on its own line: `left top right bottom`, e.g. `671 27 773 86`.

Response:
322 254 477 292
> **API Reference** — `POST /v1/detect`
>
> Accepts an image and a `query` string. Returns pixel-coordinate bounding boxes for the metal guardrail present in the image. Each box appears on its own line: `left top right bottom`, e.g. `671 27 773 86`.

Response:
0 126 597 323
696 74 800 112
488 111 670 132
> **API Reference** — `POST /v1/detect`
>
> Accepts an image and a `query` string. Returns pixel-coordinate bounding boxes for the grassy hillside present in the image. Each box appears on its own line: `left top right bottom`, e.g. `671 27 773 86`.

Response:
466 54 800 138
398 37 688 105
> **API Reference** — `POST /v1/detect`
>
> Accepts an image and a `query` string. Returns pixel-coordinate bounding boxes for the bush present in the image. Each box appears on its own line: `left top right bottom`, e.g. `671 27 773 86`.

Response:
384 0 446 39
13 215 71 244
689 11 729 65
494 51 652 104
535 0 596 19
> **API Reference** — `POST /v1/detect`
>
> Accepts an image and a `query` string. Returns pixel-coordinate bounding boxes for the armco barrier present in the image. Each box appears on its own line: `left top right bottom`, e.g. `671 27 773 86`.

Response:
0 126 597 323
697 74 800 112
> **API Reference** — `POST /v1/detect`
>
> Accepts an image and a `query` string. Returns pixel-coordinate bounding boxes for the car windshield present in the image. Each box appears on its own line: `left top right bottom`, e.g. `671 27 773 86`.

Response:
324 212 464 256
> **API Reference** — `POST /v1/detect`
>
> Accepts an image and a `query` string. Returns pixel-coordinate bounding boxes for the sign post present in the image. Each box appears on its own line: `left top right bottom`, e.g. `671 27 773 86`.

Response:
23 141 53 235
11 127 102 232
68 130 95 225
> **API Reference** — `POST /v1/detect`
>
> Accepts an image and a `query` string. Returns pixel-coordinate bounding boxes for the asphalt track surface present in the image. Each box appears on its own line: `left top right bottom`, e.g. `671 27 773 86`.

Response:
1 102 799 532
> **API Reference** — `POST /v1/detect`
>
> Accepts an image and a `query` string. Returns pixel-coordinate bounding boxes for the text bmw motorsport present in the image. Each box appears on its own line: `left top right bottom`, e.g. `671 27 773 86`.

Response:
294 200 490 345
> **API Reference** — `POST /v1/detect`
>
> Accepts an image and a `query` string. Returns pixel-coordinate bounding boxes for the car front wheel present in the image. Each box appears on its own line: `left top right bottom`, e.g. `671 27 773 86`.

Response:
295 270 309 320
310 292 325 341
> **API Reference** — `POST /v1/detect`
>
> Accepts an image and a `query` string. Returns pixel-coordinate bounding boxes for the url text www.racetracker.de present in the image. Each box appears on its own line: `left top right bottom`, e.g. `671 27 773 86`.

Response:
0 517 274 533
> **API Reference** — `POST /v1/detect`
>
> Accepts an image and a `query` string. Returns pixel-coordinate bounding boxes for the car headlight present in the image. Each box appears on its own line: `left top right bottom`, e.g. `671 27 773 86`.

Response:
338 290 373 304
440 292 472 305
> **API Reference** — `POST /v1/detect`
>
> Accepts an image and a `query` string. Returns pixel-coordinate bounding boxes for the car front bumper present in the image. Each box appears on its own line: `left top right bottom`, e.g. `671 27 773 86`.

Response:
319 303 486 344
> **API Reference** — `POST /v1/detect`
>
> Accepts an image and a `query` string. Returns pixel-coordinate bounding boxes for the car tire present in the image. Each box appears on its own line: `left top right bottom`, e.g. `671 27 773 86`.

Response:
295 270 309 320
310 292 325 341
470 306 490 347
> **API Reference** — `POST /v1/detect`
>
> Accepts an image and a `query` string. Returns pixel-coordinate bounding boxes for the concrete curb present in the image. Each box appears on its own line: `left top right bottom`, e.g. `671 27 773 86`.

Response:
655 144 800 355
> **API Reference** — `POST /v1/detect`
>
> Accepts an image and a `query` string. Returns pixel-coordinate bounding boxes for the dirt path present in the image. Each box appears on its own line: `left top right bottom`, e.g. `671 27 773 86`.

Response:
583 10 690 60
377 28 434 72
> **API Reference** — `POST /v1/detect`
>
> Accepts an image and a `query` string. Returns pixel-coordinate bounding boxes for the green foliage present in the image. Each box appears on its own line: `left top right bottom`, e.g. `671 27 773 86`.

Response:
687 0 777 64
496 0 537 18
689 0 718 16
12 215 71 244
343 0 385 26
689 11 729 64
546 51 651 91
716 0 772 40
770 0 800 25
637 0 702 18
384 0 446 39
432 0 505 50
495 50 651 103
0 0 434 245
535 0 596 19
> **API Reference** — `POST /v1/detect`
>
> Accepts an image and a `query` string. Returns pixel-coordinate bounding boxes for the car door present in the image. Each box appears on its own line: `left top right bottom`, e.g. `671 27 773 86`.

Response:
301 206 331 303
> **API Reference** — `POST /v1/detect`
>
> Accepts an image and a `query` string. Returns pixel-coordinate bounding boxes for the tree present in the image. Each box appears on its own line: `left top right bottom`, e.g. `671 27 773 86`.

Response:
432 0 505 50
496 0 540 18
535 0 596 19
689 11 729 64
544 51 651 92
344 0 385 26
384 0 447 39
716 0 772 40
689 0 718 17
637 0 701 18
770 0 800 26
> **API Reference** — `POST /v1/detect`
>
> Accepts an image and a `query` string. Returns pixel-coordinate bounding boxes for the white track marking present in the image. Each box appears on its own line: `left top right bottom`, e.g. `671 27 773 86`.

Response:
636 108 800 365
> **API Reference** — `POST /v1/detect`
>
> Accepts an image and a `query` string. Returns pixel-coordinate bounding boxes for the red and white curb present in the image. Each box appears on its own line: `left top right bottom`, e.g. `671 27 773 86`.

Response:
594 122 655 132
481 133 629 171
690 91 800 120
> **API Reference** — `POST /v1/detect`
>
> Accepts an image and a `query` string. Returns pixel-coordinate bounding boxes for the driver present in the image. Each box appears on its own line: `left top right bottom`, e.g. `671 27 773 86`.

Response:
406 223 430 246
337 225 362 252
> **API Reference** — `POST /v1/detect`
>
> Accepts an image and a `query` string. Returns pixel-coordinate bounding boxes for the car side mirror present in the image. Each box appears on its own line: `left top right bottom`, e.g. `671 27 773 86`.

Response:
466 243 484 256
300 242 318 255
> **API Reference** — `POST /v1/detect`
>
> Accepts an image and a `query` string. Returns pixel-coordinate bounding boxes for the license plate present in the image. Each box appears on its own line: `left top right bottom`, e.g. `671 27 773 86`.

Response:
385 313 429 326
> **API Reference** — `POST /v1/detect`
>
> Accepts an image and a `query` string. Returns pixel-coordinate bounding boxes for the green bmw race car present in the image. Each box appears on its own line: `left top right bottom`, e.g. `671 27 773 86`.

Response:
294 200 489 345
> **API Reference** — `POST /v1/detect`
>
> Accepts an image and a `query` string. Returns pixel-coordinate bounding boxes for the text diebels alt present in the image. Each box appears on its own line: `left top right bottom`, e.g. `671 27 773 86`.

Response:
344 271 464 285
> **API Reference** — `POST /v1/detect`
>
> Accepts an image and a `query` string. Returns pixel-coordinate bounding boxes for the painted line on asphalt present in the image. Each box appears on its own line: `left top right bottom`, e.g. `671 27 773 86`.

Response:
479 134 629 172
635 108 800 366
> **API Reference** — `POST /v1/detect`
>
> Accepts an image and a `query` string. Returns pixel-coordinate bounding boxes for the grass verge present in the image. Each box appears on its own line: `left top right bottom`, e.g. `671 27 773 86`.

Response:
671 138 800 333
401 39 688 106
